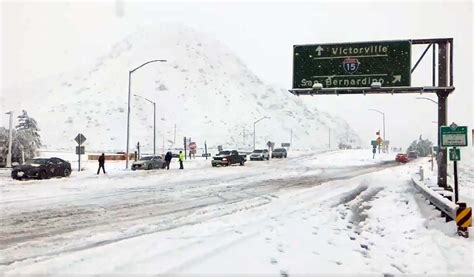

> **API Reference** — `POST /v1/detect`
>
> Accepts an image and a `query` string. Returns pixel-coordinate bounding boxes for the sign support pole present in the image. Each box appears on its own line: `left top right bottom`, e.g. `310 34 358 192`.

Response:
453 149 459 203
205 141 208 160
437 41 449 189
78 138 82 172
77 140 81 172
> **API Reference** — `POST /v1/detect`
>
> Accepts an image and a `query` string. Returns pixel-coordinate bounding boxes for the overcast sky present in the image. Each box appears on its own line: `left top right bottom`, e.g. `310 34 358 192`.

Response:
1 0 472 149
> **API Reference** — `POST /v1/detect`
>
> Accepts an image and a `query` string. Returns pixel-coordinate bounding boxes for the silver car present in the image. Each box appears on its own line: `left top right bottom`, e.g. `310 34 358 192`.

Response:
250 149 269 161
132 156 165 170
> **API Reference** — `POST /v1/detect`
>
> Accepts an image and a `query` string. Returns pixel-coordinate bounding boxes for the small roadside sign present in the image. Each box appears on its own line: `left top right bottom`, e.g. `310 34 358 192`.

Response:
371 140 377 146
76 146 85 155
281 143 291 147
74 133 86 172
449 148 460 161
75 133 87 145
440 123 468 147
376 137 383 145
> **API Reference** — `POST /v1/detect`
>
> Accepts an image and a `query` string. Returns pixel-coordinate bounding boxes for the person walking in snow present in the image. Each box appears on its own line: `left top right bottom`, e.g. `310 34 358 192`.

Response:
178 150 185 170
165 151 172 170
97 153 106 174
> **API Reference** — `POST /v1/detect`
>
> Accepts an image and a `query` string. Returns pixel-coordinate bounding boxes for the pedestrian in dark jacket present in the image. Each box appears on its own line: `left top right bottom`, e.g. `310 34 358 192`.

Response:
165 151 172 170
97 153 106 174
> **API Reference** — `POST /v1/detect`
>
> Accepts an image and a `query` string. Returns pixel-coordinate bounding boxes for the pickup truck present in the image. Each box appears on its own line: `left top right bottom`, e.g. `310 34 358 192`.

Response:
211 150 246 167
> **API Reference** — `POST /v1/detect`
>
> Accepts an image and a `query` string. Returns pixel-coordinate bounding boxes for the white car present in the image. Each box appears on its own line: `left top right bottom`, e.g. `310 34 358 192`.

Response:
250 149 269 161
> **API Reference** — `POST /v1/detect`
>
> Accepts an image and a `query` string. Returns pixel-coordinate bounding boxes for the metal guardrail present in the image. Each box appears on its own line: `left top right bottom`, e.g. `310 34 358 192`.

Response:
411 172 458 220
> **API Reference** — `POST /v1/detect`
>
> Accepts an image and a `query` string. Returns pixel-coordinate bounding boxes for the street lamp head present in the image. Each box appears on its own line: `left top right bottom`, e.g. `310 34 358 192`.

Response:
312 83 323 90
371 82 382 89
416 97 438 104
368 108 384 115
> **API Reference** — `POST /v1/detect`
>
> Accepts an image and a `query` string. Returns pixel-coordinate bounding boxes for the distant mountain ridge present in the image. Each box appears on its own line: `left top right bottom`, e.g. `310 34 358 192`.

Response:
1 24 361 152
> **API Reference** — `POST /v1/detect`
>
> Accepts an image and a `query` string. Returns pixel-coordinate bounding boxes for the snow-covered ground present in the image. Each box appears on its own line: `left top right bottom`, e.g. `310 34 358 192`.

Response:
0 150 472 275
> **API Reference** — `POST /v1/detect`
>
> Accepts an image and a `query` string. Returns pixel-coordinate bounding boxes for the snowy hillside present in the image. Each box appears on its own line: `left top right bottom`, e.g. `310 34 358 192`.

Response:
1 24 360 152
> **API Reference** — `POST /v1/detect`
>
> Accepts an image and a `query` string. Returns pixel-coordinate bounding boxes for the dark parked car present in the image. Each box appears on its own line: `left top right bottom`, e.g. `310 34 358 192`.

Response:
132 156 166 170
272 148 288 158
212 150 246 167
395 153 409 163
11 157 71 180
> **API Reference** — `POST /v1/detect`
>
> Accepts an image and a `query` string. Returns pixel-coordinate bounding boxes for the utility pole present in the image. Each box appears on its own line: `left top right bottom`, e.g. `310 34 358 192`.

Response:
173 124 176 146
437 41 449 189
184 136 187 160
153 102 156 155
290 129 293 146
6 111 13 168
162 136 165 155
328 128 331 149
346 126 349 144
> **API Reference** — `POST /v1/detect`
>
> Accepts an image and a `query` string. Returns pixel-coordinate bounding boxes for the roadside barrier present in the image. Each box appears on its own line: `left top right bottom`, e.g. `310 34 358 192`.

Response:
411 173 471 238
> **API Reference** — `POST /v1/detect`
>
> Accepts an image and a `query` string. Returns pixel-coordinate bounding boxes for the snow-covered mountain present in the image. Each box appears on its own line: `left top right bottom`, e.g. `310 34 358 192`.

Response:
1 24 361 152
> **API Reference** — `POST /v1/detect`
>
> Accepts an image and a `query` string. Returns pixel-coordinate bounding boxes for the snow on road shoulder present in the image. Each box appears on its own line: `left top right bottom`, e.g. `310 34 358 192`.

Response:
307 149 395 168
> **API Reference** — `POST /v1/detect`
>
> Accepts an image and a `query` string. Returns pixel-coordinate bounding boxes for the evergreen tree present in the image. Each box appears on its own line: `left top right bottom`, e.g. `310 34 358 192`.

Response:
16 110 41 149
407 135 433 157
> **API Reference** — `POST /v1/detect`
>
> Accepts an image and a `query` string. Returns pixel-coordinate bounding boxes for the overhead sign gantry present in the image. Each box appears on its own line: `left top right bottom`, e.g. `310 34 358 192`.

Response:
289 38 454 190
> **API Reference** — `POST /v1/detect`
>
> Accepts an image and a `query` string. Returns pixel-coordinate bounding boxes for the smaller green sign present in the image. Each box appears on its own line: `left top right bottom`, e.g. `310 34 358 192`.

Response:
371 140 377 146
449 148 460 161
440 123 468 147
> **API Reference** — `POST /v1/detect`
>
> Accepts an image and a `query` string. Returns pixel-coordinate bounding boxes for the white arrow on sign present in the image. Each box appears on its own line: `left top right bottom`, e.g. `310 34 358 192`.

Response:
392 75 401 84
315 46 324 56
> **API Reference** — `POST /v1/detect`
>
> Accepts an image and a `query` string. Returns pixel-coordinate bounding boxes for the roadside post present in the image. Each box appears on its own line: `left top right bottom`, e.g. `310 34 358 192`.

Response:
204 141 208 160
184 137 187 160
136 142 140 160
74 133 86 172
456 203 472 238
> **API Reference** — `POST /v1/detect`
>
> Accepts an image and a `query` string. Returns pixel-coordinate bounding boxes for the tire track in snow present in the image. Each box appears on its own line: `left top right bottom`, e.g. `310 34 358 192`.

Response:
0 161 398 268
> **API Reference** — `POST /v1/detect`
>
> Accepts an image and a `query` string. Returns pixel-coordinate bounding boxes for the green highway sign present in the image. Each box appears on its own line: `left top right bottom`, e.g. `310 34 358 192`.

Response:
449 148 460 161
440 123 468 147
293 40 411 89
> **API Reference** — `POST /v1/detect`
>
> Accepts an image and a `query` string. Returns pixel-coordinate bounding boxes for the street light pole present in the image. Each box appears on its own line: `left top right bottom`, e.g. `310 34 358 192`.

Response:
126 59 166 169
253 116 270 150
134 94 157 156
5 111 13 168
368 109 386 140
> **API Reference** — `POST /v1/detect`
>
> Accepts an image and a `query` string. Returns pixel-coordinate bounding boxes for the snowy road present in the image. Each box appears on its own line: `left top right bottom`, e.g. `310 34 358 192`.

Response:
1 150 472 275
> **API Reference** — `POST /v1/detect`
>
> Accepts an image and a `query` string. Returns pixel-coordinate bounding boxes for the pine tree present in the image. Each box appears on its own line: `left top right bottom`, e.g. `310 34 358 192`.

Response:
13 110 42 161
407 135 433 157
